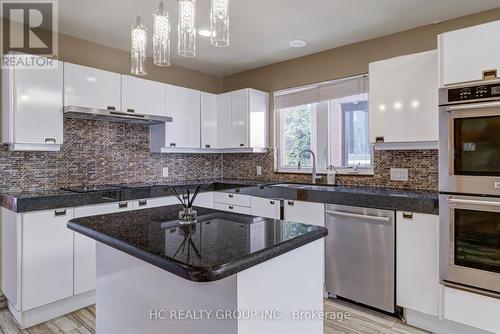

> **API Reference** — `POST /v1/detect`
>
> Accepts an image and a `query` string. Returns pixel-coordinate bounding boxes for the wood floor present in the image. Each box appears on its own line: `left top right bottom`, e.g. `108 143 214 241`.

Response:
0 297 428 334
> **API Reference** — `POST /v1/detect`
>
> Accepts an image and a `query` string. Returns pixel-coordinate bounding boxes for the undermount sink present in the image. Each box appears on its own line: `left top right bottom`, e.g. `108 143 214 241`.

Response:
269 183 338 191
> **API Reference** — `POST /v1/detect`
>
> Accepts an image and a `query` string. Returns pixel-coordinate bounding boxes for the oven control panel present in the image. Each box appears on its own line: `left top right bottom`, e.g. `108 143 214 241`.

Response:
448 83 500 102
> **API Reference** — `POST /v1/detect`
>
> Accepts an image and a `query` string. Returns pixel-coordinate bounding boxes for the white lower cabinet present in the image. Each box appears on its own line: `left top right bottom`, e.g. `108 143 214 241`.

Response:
250 196 280 219
192 192 214 209
214 202 251 215
214 192 251 207
131 196 177 210
443 286 500 333
284 200 325 227
22 208 75 311
396 212 439 316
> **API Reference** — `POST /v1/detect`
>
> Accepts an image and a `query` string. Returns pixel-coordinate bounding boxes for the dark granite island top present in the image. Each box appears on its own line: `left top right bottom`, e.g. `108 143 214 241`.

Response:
67 204 328 282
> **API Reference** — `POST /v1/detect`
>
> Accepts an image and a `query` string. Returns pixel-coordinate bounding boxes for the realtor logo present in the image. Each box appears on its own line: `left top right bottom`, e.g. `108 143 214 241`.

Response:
1 0 58 68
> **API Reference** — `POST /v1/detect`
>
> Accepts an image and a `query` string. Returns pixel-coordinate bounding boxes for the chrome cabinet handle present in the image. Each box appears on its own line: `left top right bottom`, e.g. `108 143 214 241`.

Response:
287 200 294 206
240 143 245 147
138 200 147 206
447 198 500 207
118 202 128 209
326 210 391 223
228 194 233 198
44 137 56 144
205 144 211 148
228 205 234 210
270 200 275 205
106 106 116 111
402 212 413 219
126 108 135 113
170 143 176 147
54 209 66 216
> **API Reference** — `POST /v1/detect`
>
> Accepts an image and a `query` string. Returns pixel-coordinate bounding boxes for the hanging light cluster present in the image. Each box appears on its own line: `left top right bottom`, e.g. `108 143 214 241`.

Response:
130 0 230 76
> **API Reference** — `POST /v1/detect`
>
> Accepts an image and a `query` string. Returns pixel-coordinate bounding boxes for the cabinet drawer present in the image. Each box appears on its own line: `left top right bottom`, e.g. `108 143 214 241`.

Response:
74 201 132 218
250 196 280 219
132 196 177 210
443 286 500 333
214 192 251 207
192 192 214 209
214 202 251 215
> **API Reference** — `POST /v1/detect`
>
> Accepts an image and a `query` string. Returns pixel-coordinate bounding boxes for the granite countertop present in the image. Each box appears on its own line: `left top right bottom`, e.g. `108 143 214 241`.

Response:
0 178 439 214
67 204 328 282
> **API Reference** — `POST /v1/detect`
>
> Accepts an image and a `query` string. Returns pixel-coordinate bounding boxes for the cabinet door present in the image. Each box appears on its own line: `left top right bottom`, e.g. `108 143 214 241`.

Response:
396 212 439 316
439 20 500 86
192 192 214 209
64 62 121 110
230 89 249 148
248 89 269 149
284 200 324 226
369 50 438 144
250 196 280 219
217 92 231 148
165 84 201 148
12 59 63 145
121 75 166 116
201 92 218 149
22 208 74 311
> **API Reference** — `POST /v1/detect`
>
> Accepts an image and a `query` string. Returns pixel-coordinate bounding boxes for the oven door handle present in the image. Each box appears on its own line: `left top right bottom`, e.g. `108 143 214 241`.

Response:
447 198 500 207
445 101 500 112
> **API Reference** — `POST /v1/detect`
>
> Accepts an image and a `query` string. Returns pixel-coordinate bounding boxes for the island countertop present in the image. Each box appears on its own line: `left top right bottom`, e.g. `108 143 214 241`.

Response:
67 204 327 282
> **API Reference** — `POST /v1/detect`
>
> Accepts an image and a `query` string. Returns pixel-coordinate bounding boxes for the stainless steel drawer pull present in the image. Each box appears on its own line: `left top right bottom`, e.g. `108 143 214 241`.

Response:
138 200 147 206
288 200 294 206
44 137 56 144
326 210 391 223
127 108 135 113
170 143 176 147
228 194 234 198
240 143 245 147
118 202 128 209
106 106 116 111
54 209 66 216
229 205 234 210
205 144 211 148
447 198 500 208
402 212 413 219
270 200 275 205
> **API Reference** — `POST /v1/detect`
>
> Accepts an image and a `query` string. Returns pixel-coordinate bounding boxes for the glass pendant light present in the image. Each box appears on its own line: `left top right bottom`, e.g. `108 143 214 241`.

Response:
153 1 171 66
178 0 196 57
131 12 147 75
210 0 229 47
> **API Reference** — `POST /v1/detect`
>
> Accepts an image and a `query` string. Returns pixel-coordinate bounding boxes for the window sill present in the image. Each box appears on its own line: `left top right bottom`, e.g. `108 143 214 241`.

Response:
274 168 374 176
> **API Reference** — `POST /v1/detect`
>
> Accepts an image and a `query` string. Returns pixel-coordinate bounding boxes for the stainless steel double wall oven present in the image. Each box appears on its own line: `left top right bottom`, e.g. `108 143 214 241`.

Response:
439 81 500 295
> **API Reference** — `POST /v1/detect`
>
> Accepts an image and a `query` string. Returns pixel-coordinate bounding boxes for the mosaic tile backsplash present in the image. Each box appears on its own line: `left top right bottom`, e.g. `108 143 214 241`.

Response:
0 119 438 193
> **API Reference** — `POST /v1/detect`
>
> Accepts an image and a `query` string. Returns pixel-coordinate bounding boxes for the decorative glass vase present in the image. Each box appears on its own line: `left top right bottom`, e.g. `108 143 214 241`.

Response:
179 207 197 224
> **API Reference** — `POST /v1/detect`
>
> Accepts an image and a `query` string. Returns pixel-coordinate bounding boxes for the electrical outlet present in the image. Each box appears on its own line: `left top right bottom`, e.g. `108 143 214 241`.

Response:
256 166 262 176
162 167 169 178
390 168 408 181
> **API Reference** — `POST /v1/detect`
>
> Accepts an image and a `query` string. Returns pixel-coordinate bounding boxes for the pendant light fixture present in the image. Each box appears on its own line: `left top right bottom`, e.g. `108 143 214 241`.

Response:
178 0 196 57
210 0 229 47
130 11 147 75
153 1 171 66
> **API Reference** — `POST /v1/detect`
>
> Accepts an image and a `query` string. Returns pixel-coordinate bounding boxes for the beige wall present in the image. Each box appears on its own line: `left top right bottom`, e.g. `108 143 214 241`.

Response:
221 7 500 145
0 18 223 93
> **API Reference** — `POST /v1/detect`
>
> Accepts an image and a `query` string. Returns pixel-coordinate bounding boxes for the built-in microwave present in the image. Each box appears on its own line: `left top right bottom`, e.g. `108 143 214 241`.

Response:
439 81 500 196
440 194 500 294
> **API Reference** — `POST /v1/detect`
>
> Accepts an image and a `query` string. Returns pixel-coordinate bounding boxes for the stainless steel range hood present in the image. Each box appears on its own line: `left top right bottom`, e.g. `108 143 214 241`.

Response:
64 106 173 126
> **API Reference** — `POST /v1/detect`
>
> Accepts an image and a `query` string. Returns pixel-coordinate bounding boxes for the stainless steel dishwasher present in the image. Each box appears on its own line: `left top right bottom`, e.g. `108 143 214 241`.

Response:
325 204 395 313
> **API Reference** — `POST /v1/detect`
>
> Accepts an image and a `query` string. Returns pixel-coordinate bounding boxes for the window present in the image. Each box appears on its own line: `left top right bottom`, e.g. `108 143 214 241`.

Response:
275 75 371 173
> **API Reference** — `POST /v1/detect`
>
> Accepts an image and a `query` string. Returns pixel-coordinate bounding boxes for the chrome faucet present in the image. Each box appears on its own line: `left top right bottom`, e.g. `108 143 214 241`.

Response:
298 149 320 184
353 162 361 173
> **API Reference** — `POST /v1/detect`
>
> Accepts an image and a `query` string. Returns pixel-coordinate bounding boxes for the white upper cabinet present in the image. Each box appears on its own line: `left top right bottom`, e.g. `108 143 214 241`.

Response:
201 92 218 149
217 89 269 149
230 89 249 148
369 50 438 146
217 92 232 148
64 62 121 110
2 55 63 151
439 20 500 87
121 75 166 116
164 84 201 148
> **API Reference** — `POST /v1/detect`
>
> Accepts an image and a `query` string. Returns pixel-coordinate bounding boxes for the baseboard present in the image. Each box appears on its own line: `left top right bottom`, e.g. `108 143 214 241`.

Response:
405 309 494 334
8 290 95 329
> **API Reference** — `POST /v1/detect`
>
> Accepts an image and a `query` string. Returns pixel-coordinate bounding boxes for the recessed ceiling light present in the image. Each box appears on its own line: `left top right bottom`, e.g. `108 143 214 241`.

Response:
199 29 212 37
289 39 308 48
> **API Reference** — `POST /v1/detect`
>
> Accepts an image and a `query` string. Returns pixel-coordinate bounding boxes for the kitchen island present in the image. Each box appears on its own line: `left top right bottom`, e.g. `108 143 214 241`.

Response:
67 204 327 334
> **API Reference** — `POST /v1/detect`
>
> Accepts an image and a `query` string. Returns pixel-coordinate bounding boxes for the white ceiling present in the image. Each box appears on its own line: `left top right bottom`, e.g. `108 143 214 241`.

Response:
54 0 500 76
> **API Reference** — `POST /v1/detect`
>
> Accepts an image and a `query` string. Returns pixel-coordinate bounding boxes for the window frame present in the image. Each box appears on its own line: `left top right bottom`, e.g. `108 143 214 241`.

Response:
274 74 374 175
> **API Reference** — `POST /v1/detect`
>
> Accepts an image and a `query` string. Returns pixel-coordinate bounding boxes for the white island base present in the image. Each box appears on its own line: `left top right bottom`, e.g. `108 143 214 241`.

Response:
96 239 324 334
